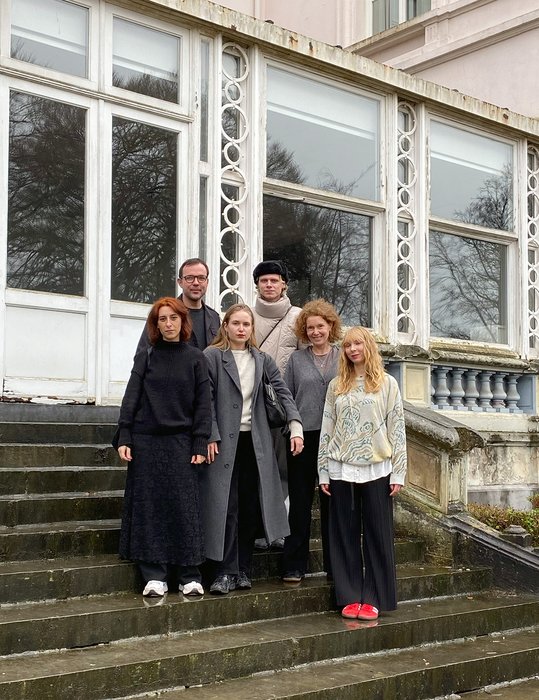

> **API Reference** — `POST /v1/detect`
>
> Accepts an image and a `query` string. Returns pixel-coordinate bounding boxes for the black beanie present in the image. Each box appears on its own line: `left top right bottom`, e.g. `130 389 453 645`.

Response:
252 260 289 284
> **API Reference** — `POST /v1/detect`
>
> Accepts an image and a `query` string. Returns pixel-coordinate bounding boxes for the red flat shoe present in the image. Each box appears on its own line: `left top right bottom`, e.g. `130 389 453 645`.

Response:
357 603 379 620
341 602 362 619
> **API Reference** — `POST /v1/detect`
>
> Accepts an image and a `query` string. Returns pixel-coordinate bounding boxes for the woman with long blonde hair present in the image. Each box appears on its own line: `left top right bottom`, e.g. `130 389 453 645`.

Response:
318 326 407 620
201 304 304 595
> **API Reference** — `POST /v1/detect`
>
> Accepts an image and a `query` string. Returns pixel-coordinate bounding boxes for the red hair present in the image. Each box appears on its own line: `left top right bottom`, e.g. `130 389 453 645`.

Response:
146 297 192 344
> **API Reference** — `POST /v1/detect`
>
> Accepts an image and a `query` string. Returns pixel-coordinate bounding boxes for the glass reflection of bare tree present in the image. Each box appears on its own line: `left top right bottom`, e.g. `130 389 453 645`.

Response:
8 91 85 295
111 118 177 303
430 168 511 342
264 138 371 326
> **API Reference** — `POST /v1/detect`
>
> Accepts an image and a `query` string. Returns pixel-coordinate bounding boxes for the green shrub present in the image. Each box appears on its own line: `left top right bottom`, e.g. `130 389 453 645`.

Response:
468 501 539 547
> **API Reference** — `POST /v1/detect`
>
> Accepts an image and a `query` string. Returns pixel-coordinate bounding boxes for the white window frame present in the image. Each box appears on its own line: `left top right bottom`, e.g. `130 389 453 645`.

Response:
427 114 520 352
99 102 190 402
103 4 191 118
2 0 99 90
261 58 387 334
0 75 98 398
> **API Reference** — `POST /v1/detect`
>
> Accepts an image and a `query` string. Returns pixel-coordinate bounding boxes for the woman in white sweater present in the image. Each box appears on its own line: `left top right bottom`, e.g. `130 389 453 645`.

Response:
318 326 407 621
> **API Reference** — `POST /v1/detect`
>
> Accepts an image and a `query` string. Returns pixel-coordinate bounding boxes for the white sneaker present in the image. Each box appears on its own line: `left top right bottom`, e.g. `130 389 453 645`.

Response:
142 580 168 597
179 581 204 596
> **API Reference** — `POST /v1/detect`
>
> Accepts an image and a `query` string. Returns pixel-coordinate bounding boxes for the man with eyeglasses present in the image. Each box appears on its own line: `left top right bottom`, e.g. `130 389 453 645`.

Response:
136 258 220 353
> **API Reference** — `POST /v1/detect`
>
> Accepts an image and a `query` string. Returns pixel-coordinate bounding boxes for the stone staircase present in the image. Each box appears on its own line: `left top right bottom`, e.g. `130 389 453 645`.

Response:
0 408 537 700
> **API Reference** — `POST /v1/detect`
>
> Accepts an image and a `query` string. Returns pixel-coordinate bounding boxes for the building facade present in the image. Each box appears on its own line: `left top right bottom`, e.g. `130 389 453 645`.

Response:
351 0 539 120
1 0 538 505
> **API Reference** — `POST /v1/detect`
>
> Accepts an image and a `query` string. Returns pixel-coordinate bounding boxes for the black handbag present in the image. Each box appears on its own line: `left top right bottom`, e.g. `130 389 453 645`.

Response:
263 370 287 429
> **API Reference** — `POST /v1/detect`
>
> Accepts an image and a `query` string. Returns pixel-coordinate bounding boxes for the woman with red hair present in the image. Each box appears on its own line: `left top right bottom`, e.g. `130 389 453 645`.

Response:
116 297 211 598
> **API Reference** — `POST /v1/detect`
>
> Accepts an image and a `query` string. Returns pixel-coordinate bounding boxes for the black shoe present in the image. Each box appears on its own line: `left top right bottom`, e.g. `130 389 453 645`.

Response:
235 571 252 590
270 538 285 550
282 571 303 583
210 574 236 595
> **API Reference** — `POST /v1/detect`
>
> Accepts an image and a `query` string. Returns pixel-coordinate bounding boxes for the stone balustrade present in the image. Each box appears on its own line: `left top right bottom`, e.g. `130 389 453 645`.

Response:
431 365 532 413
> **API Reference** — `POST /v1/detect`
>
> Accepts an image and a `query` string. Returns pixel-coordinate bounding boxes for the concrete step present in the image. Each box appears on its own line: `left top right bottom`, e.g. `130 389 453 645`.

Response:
0 422 117 445
0 566 494 655
0 491 124 526
0 593 537 700
460 677 539 698
131 626 539 700
0 466 127 495
0 519 121 562
0 443 120 468
0 539 427 604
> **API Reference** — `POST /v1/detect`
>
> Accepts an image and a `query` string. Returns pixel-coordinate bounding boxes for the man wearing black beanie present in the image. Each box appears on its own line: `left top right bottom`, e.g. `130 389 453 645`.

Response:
251 260 303 550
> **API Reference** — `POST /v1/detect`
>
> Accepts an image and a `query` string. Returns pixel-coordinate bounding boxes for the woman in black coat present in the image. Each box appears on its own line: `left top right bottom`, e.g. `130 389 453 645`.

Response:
202 304 303 595
116 296 211 598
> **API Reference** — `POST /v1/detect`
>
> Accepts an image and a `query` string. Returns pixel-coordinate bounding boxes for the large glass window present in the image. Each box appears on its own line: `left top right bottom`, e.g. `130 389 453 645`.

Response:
430 122 513 230
263 196 372 326
429 231 507 344
112 18 180 103
111 118 177 303
8 91 85 295
11 0 88 78
266 67 380 201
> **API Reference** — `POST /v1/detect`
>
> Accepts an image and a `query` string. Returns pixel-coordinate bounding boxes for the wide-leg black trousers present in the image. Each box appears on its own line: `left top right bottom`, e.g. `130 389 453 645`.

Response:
328 475 397 611
219 432 262 577
282 430 330 576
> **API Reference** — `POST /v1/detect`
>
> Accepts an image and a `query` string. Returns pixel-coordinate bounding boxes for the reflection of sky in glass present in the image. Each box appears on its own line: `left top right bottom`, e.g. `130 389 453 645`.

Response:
267 67 379 200
430 122 513 230
430 230 507 344
11 0 88 77
113 18 179 102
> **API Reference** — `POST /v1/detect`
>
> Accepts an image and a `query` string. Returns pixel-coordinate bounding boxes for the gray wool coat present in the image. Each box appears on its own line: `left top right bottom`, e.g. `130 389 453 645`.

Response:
201 346 302 562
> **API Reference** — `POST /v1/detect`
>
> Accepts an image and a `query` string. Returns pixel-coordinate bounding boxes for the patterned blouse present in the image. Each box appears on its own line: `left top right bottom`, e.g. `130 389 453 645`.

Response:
318 373 407 486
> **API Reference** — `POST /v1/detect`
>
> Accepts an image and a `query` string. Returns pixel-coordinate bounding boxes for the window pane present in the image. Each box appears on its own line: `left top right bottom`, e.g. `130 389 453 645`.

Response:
113 18 180 103
11 0 88 78
430 230 507 343
430 122 513 230
263 196 371 326
200 40 210 161
267 67 380 201
111 118 177 302
8 92 85 295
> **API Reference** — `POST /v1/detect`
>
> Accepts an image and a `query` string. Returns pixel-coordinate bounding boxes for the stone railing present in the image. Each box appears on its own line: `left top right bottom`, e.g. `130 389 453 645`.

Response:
403 402 484 515
431 365 534 414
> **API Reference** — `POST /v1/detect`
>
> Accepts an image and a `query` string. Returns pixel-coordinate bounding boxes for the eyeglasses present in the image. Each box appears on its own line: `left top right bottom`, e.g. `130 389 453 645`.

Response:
180 275 208 283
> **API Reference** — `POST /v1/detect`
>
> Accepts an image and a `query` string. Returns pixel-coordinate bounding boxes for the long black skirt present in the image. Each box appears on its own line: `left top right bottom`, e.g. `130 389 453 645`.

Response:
119 432 204 566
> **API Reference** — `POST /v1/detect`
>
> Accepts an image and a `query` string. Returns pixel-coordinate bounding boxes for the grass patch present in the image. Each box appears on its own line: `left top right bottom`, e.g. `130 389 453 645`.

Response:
468 499 539 547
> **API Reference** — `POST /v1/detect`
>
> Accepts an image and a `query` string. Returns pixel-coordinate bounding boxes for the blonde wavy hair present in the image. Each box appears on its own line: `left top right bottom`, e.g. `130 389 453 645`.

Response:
211 304 259 351
334 326 385 396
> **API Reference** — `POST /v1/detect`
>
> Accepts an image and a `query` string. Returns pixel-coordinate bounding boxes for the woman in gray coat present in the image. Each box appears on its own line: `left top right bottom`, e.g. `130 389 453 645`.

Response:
203 304 303 594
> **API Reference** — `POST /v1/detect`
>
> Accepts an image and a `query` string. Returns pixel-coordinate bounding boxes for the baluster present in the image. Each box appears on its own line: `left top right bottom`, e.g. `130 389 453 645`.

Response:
491 372 507 411
505 374 521 412
433 366 451 408
463 369 480 410
449 368 465 409
478 371 494 411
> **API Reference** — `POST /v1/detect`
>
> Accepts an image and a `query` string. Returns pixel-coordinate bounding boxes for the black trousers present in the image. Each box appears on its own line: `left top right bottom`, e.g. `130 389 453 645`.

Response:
328 476 397 611
282 430 330 576
219 432 262 577
138 561 201 585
